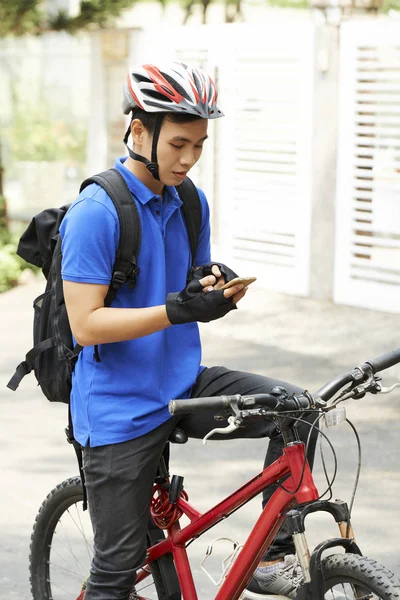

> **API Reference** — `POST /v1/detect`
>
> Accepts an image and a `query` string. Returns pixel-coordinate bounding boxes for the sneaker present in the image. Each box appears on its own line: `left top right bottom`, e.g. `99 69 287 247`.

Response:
242 554 348 600
243 554 303 599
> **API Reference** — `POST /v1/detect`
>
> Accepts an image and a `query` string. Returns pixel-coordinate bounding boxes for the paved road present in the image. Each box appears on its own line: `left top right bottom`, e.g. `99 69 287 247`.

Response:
1 274 399 599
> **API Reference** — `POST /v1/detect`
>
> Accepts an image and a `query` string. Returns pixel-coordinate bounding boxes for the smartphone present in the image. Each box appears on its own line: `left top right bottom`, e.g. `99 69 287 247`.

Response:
220 276 257 290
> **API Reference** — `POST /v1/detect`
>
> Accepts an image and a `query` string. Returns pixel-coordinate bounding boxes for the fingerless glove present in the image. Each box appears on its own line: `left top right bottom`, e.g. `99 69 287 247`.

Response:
166 279 236 325
188 262 238 284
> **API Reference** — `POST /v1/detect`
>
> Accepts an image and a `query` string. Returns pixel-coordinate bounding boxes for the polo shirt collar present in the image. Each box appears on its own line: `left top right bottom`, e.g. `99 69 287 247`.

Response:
114 157 182 207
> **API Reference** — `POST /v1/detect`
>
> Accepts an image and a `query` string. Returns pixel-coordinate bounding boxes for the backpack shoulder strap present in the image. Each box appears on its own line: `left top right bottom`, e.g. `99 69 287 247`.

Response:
80 168 141 306
176 177 202 267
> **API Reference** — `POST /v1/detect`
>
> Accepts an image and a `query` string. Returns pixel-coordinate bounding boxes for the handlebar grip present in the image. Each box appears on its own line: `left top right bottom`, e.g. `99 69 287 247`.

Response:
169 393 313 416
240 393 312 411
169 395 234 416
364 347 400 374
315 373 354 402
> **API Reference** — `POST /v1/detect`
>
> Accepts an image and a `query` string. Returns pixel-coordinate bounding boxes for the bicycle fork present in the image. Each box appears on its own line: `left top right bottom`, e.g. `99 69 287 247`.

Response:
288 499 362 599
281 441 362 598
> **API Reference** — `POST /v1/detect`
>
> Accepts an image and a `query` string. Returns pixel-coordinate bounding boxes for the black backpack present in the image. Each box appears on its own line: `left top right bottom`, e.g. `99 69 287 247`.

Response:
7 168 202 401
7 167 201 512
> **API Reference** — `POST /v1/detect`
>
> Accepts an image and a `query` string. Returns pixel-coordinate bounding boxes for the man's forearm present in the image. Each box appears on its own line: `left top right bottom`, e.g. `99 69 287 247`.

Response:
75 305 171 346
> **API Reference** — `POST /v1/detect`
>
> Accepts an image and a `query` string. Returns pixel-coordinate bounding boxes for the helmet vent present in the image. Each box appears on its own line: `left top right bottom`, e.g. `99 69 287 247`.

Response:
144 89 173 102
161 72 191 101
132 74 152 83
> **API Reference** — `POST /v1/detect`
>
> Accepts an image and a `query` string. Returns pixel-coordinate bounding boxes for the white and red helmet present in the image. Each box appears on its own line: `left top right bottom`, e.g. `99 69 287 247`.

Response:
122 61 224 119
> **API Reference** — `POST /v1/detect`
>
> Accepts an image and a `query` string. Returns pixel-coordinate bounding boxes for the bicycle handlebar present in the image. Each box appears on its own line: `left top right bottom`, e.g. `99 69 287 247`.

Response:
315 347 400 401
169 395 232 415
169 393 311 416
364 347 400 374
169 347 400 416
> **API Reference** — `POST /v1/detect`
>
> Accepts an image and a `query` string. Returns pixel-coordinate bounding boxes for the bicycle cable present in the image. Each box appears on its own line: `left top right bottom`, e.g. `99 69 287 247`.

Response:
181 412 338 550
318 426 334 502
270 412 338 499
307 410 362 526
345 417 362 535
303 411 362 506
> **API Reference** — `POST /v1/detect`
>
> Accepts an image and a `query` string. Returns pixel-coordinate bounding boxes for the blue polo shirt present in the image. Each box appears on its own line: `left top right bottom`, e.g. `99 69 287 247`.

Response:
60 157 211 447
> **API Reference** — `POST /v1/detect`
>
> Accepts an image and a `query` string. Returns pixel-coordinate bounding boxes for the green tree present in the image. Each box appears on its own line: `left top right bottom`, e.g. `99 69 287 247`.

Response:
0 0 137 230
0 0 138 37
0 0 140 292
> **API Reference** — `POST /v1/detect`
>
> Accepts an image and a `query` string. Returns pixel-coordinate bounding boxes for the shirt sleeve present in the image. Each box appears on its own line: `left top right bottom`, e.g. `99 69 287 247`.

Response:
194 187 211 266
60 192 119 284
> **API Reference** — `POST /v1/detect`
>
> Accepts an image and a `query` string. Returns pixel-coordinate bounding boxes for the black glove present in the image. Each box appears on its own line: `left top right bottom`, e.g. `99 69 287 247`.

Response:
188 262 238 284
166 279 237 325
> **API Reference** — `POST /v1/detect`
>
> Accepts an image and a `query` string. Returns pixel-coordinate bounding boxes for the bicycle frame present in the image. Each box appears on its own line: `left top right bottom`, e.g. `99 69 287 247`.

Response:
137 442 320 600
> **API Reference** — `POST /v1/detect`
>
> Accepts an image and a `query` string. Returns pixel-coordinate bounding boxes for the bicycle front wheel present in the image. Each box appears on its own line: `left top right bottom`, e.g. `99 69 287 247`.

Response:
29 476 179 600
322 553 400 599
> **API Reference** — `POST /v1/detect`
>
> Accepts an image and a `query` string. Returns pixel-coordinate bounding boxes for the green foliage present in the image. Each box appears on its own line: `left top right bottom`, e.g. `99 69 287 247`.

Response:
50 0 138 33
0 0 138 37
0 194 38 293
0 231 39 293
0 0 42 37
0 193 21 293
0 193 10 245
0 242 24 293
9 109 87 163
381 0 400 11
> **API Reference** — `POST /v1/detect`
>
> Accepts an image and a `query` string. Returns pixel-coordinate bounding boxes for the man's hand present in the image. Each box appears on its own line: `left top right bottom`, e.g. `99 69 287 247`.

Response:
200 267 247 304
192 262 248 305
166 274 239 325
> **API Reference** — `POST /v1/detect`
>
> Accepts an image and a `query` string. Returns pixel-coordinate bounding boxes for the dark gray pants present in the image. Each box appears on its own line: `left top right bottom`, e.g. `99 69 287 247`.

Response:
82 367 318 600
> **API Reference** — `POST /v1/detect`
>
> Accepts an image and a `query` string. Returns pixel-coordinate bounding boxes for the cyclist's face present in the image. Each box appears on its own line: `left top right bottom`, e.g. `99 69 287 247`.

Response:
140 117 209 186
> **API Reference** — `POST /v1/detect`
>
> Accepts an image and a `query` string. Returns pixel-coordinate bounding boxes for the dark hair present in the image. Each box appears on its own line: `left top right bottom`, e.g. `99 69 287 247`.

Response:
130 107 202 133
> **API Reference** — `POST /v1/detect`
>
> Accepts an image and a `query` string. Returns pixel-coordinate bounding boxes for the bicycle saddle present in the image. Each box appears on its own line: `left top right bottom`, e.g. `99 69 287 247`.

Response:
168 427 188 444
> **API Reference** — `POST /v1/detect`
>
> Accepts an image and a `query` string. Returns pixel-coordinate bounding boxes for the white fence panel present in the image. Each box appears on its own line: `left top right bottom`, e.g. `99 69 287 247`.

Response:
334 20 400 313
217 26 314 295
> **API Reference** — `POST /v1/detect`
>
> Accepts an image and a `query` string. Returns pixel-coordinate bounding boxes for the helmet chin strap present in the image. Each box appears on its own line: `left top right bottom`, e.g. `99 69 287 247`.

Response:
123 114 164 181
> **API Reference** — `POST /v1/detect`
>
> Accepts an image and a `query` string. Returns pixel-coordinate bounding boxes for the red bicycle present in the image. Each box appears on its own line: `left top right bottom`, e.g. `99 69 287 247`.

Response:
29 348 400 600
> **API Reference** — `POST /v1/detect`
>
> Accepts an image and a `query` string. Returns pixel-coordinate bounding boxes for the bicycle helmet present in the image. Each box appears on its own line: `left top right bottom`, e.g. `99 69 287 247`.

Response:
123 61 223 119
122 61 224 180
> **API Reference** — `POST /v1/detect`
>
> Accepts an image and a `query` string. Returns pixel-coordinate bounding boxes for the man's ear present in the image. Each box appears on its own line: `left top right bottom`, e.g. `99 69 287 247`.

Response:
130 119 145 145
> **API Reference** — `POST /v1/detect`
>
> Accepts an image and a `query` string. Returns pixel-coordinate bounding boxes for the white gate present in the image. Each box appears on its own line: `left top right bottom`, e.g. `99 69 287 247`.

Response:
132 23 315 295
334 20 400 313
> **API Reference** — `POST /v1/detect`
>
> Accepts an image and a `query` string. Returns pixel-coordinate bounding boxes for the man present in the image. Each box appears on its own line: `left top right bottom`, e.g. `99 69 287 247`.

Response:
61 60 317 600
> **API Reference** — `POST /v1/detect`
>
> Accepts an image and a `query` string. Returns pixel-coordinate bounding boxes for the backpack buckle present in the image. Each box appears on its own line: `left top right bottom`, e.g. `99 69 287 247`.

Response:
112 271 127 287
128 265 140 288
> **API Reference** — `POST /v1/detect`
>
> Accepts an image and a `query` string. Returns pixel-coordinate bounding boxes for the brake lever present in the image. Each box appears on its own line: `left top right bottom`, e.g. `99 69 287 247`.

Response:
375 382 400 394
202 416 239 445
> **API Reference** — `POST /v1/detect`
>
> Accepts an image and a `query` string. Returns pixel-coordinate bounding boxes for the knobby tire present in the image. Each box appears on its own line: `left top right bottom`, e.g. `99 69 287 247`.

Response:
29 476 179 600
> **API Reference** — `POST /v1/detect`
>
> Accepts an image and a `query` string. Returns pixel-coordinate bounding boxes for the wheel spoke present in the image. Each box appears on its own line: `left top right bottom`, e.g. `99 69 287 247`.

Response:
30 478 164 600
50 530 88 576
65 505 93 554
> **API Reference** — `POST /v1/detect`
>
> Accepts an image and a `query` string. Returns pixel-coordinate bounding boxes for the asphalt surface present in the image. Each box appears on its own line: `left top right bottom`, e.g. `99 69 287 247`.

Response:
1 273 399 599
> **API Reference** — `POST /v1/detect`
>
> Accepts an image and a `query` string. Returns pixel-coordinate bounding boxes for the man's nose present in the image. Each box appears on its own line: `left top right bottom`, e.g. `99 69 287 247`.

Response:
179 149 196 168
